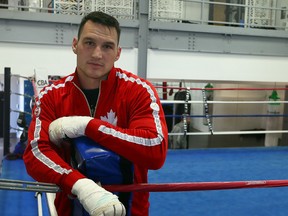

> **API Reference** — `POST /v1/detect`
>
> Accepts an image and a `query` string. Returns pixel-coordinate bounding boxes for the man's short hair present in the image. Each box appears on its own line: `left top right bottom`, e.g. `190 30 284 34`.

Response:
78 11 121 44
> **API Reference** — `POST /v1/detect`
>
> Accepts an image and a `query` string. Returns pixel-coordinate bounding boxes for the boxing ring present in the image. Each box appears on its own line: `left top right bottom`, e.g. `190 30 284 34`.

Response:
2 67 288 216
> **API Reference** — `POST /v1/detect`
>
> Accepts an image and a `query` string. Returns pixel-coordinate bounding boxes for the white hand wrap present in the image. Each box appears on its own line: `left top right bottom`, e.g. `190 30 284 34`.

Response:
72 178 126 216
48 116 93 146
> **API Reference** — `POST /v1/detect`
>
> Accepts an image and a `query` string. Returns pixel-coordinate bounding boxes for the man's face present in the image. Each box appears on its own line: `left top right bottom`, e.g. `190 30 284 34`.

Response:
72 21 121 87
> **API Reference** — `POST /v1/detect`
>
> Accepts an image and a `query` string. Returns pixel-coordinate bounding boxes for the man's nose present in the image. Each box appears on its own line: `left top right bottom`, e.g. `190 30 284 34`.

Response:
92 46 102 59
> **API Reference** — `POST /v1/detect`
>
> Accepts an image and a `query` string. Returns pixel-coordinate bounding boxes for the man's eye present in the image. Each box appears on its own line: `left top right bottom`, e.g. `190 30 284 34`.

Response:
85 41 94 46
104 45 112 49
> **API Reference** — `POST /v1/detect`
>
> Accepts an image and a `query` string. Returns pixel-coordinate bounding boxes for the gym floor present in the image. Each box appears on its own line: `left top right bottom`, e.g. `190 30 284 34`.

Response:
148 147 288 216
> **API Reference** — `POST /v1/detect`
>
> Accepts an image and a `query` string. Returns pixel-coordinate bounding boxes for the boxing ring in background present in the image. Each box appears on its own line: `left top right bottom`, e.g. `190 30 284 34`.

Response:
3 67 288 156
2 67 288 215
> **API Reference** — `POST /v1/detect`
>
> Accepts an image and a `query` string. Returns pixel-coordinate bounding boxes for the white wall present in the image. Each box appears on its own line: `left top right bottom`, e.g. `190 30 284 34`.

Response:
0 42 75 77
147 49 288 83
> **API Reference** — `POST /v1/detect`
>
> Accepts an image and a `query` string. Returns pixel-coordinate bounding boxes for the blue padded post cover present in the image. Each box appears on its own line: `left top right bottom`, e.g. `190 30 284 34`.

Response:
73 136 123 185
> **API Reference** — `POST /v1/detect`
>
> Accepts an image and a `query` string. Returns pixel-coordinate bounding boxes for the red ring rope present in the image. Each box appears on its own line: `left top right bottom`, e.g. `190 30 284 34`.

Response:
103 180 288 192
1 179 288 193
154 86 288 91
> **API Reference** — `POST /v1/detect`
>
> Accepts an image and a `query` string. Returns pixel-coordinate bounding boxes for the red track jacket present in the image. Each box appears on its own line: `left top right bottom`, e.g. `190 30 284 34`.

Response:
23 67 168 216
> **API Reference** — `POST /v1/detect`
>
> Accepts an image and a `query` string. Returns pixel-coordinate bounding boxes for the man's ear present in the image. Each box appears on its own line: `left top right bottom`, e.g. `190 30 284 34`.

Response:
72 37 78 54
115 47 122 61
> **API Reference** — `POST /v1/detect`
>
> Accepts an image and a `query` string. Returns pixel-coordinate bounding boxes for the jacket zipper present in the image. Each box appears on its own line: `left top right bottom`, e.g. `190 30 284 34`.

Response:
94 81 101 117
73 83 93 117
73 82 101 117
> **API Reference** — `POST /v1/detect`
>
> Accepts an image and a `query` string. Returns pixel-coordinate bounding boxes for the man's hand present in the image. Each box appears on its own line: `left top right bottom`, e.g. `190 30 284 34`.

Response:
72 178 126 216
49 116 93 146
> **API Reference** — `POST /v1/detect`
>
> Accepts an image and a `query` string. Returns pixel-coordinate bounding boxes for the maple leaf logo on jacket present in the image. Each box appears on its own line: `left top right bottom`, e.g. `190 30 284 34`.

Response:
100 109 118 126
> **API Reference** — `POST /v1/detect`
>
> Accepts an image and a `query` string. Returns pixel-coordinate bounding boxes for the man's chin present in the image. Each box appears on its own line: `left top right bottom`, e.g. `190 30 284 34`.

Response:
87 70 109 79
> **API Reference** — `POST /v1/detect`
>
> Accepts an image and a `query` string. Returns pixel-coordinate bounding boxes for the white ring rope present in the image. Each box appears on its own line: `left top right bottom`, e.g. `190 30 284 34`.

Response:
10 126 26 132
169 130 288 136
10 109 32 116
161 100 288 104
11 91 34 99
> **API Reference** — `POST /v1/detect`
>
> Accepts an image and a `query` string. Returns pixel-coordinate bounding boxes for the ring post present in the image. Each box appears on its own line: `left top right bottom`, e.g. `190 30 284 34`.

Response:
265 90 281 147
4 67 11 156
